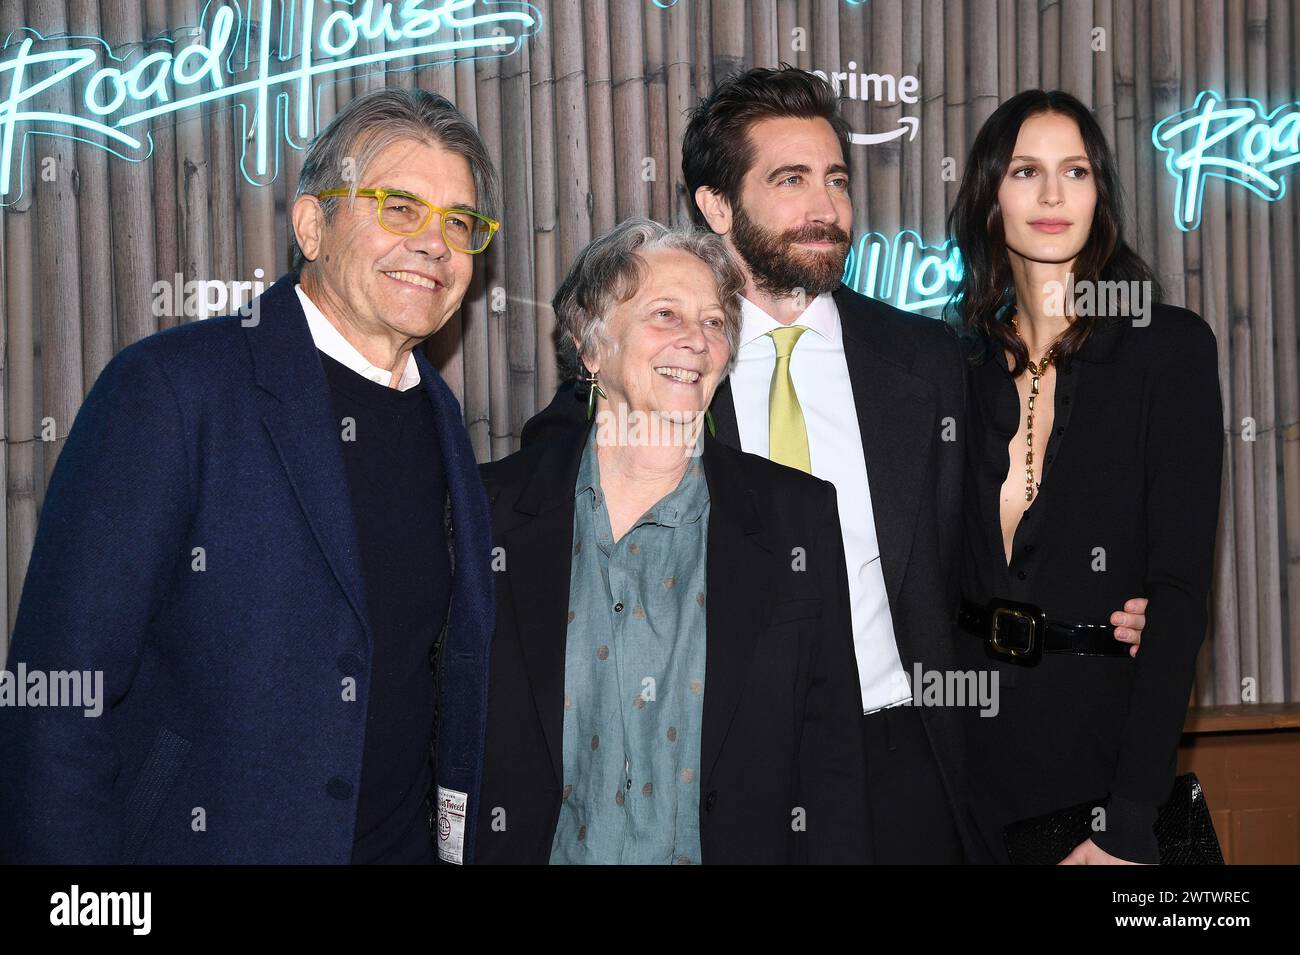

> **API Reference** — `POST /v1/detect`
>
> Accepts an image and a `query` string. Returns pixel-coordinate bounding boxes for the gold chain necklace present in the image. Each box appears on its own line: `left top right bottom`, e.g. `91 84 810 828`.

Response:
1011 314 1056 503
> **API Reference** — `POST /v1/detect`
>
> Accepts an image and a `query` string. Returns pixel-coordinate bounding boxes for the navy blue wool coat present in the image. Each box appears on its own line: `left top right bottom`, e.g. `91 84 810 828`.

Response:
0 273 494 864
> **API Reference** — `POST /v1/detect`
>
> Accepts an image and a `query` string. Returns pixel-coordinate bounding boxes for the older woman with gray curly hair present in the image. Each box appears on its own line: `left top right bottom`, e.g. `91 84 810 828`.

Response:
474 217 867 865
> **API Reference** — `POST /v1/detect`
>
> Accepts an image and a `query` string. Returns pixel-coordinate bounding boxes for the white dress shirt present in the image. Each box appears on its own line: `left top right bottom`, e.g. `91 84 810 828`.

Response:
296 284 422 391
729 293 911 713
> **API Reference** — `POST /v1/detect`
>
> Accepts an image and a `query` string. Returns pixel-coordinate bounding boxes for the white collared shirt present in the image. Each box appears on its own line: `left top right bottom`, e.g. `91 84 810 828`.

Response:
729 292 910 713
296 284 421 391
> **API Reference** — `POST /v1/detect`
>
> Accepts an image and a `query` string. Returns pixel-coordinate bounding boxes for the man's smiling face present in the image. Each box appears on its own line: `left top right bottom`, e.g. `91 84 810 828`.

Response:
296 137 480 343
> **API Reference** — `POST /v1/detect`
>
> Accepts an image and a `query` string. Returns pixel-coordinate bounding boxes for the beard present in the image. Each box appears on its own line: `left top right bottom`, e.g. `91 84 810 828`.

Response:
729 203 850 300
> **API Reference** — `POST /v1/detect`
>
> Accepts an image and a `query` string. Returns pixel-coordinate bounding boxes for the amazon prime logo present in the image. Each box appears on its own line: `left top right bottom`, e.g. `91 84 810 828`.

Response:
813 62 919 146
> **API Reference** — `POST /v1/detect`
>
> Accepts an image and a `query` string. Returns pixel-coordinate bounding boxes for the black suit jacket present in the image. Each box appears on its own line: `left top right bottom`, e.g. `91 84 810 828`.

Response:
475 423 869 863
519 284 980 860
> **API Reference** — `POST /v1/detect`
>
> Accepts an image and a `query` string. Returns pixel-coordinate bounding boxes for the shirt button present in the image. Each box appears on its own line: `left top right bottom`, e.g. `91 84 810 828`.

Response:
1056 427 1064 435
626 778 632 791
1024 544 1035 554
613 602 624 613
1017 571 1027 581
326 777 353 800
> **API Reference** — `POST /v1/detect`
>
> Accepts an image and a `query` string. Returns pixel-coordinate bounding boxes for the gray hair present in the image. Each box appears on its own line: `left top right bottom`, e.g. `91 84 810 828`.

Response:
290 89 500 273
554 217 746 382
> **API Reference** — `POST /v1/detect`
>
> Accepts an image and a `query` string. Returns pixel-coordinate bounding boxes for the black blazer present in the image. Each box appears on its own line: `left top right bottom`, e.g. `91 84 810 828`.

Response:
474 423 868 863
519 284 978 858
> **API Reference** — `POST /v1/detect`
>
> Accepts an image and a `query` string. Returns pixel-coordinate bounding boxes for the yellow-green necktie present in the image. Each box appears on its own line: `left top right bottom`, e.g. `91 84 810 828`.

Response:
767 326 811 473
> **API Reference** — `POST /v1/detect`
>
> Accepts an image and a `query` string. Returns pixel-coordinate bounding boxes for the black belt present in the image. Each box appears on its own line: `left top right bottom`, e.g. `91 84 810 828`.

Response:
957 596 1128 666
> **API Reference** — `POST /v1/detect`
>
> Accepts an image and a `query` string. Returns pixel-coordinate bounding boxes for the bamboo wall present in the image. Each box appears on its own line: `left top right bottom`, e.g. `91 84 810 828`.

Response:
2 0 1297 706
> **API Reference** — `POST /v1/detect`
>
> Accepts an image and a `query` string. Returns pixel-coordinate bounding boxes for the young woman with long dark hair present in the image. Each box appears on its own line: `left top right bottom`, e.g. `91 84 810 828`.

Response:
946 90 1223 864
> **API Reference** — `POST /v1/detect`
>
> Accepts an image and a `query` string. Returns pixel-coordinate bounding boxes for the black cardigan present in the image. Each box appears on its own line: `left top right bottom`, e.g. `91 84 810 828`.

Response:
957 303 1224 863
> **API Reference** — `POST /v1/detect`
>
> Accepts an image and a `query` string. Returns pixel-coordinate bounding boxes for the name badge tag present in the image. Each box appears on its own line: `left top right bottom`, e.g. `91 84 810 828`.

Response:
436 786 468 865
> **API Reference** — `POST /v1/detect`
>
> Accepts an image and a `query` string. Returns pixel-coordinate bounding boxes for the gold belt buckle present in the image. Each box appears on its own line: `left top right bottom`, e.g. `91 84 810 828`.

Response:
987 599 1046 666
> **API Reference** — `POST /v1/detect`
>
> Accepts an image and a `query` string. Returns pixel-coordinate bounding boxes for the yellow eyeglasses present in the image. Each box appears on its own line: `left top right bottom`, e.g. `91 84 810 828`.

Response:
316 187 500 254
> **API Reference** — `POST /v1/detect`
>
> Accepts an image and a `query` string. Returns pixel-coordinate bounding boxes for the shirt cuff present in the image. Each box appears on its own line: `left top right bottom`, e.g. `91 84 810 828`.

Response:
1092 793 1160 864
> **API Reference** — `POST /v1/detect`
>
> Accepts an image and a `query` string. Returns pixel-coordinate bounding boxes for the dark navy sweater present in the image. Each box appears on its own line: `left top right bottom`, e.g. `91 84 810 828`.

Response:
319 351 451 864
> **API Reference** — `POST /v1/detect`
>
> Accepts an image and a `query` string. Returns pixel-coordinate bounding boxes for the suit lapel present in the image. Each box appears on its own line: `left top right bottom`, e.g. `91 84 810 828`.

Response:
707 377 742 450
249 275 371 639
413 348 495 641
836 289 935 612
503 430 587 787
699 436 773 784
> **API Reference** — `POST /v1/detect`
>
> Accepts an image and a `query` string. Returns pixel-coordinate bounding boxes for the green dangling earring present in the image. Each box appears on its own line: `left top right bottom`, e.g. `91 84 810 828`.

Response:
585 369 607 421
704 409 717 437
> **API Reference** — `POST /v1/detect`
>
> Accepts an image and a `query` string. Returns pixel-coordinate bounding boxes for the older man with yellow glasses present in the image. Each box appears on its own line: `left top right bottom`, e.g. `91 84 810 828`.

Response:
1 89 500 865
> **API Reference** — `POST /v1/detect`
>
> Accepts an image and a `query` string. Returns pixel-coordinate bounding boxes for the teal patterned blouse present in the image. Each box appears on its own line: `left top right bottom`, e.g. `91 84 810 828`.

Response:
549 429 710 865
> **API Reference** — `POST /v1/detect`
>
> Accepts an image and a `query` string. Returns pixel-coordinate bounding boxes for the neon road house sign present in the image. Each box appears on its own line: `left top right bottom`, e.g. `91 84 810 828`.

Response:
0 0 540 204
1153 89 1300 231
